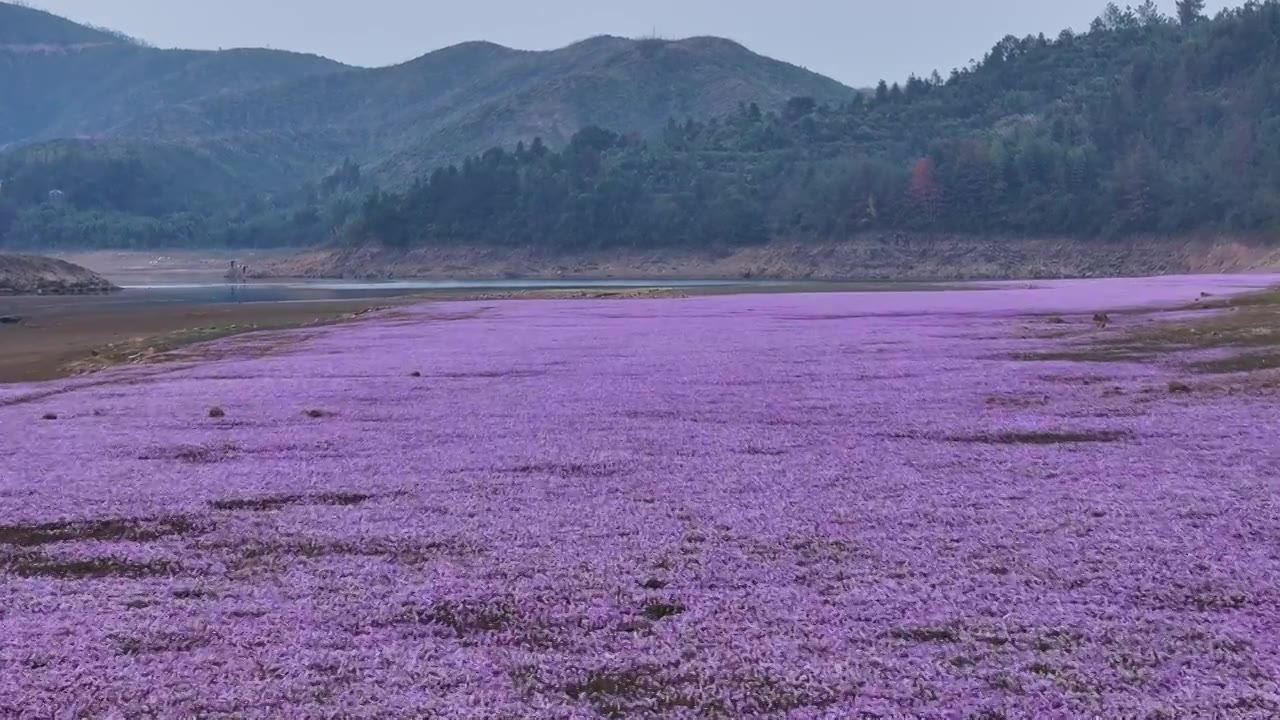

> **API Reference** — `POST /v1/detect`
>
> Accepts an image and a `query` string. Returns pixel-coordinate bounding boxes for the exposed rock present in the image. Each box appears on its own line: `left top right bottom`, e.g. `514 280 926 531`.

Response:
0 254 118 295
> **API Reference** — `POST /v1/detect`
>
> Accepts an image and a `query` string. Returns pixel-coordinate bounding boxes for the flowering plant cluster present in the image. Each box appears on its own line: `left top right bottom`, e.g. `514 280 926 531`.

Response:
2 276 1278 717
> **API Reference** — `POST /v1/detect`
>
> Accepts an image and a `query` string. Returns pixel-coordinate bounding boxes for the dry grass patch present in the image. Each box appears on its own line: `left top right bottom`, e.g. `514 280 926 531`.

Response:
1019 286 1280 382
210 492 374 512
6 554 179 579
1190 351 1280 375
946 430 1132 445
0 515 203 547
505 462 624 479
139 443 239 464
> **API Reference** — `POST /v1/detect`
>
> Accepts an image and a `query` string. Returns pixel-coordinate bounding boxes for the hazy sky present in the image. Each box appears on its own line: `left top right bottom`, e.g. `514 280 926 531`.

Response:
30 0 1231 86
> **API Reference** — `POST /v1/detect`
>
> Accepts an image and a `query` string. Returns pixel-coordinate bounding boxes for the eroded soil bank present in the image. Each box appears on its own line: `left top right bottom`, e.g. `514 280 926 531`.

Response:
252 235 1280 281
0 254 117 295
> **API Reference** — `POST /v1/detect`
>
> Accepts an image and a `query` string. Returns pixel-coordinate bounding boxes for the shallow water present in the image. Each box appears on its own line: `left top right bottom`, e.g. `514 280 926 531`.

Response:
116 278 791 304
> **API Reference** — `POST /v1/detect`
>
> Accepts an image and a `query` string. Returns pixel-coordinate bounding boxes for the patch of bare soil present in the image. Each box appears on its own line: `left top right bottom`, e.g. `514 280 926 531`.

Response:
0 253 118 295
251 235 1280 281
0 298 400 383
1017 287 1280 393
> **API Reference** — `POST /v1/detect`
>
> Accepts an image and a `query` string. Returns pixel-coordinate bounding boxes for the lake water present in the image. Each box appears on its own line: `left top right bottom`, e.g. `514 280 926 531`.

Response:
0 277 965 318
109 278 797 305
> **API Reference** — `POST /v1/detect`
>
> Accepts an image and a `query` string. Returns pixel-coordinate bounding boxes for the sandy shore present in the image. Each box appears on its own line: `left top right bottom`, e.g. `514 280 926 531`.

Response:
251 236 1280 281
0 270 975 384
0 296 403 383
0 286 742 384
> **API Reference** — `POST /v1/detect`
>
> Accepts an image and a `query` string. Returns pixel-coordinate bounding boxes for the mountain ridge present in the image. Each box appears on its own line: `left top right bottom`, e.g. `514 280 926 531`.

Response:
0 1 131 47
1 1 854 188
110 34 855 182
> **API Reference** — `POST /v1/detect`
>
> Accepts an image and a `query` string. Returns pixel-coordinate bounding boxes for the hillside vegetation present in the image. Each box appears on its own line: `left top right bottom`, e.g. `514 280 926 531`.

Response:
0 1 124 46
354 1 1280 253
3 0 1280 264
0 4 345 147
119 35 855 182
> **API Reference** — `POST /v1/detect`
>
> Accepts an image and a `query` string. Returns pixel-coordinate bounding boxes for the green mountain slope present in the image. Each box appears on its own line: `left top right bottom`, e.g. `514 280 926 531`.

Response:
351 1 1280 250
1 0 856 212
0 2 347 147
116 35 856 181
10 0 1276 258
0 1 124 46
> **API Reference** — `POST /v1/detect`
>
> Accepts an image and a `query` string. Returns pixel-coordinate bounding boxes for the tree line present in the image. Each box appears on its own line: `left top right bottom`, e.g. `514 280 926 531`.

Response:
4 1 1280 250
354 1 1280 251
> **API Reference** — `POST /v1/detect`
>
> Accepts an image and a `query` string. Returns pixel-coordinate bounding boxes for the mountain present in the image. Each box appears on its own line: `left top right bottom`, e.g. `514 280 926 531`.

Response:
12 0 1279 265
0 1 122 46
346 1 1280 257
0 2 347 147
0 2 859 249
0 2 854 183
114 35 856 182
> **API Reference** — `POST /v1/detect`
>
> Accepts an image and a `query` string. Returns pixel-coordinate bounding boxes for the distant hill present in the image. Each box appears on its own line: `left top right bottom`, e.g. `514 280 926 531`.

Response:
0 1 854 188
20 0 1279 269
345 1 1280 259
115 35 856 182
0 2 347 147
0 1 124 46
0 1 856 248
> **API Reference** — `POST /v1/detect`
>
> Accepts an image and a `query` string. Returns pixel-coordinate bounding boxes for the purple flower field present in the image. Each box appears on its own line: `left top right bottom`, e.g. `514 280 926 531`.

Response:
2 275 1279 718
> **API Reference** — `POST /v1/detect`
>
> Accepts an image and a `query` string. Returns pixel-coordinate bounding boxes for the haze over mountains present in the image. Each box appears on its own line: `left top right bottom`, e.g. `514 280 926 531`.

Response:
0 1 852 182
0 3 345 146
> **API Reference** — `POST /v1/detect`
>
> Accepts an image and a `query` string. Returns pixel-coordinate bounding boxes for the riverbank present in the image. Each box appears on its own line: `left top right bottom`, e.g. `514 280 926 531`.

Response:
0 285 746 384
0 275 980 384
249 235 1280 281
0 296 403 383
0 254 118 295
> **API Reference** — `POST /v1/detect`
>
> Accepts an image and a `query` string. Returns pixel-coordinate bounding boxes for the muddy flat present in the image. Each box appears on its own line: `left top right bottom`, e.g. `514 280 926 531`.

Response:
0 296 403 383
0 249 971 384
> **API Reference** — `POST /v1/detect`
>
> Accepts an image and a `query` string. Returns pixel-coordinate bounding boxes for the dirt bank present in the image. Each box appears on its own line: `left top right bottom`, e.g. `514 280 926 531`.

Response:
0 287 712 384
0 297 401 383
49 249 295 285
251 235 1280 281
0 254 118 295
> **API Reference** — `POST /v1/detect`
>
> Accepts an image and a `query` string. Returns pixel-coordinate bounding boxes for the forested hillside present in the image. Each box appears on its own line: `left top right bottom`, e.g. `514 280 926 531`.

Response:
118 35 856 182
355 1 1280 252
0 1 853 186
3 1 1280 256
0 4 346 147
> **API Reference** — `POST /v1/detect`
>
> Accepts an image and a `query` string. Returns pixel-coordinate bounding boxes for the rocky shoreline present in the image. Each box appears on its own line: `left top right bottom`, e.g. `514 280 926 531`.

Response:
0 254 119 296
250 234 1280 282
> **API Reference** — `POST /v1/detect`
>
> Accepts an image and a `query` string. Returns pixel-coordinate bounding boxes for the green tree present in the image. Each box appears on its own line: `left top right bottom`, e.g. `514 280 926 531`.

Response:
1176 0 1206 27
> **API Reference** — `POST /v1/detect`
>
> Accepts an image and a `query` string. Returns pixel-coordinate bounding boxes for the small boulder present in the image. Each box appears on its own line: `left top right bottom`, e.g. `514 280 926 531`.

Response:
1167 381 1193 394
208 406 226 418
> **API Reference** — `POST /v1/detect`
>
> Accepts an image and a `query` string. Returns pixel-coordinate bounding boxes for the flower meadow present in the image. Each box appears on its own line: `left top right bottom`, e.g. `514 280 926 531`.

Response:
2 275 1279 719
